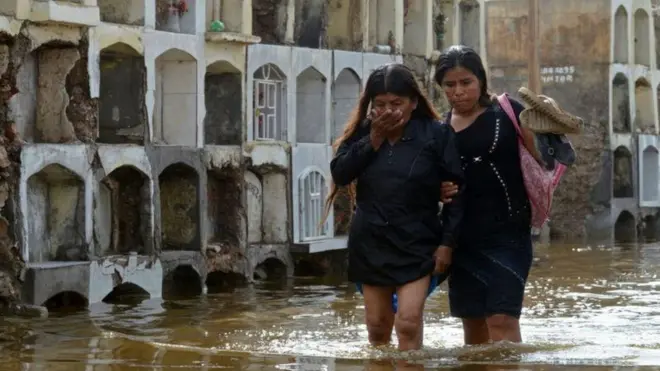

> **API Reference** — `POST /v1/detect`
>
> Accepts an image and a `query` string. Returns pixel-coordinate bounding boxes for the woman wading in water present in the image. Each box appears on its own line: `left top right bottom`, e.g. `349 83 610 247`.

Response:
323 64 464 350
436 45 537 344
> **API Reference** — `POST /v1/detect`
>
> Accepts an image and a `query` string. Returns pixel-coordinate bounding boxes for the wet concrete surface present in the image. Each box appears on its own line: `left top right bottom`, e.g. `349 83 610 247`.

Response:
2 243 660 370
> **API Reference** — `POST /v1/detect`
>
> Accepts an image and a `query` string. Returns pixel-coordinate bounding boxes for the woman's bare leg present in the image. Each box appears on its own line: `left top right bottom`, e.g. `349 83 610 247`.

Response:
362 284 396 346
462 318 490 344
486 314 521 342
394 275 430 351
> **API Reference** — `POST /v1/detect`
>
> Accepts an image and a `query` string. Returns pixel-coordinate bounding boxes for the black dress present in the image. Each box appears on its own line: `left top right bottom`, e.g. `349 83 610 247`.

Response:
447 98 534 319
330 117 464 287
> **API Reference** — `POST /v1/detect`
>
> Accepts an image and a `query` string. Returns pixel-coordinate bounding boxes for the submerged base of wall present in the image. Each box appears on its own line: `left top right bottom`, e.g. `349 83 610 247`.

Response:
21 256 163 311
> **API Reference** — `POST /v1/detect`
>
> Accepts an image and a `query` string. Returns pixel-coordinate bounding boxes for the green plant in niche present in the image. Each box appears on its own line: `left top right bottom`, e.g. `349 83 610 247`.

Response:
210 20 225 32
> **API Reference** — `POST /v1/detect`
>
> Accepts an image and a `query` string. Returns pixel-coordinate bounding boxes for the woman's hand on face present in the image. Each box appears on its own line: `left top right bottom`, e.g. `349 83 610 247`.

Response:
433 246 452 274
371 109 405 136
440 181 459 203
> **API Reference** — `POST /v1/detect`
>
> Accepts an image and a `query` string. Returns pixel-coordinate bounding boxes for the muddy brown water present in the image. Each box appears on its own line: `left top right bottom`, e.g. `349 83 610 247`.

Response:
2 243 660 370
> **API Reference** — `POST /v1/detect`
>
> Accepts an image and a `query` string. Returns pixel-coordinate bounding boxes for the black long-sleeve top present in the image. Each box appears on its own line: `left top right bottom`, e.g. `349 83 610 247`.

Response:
451 98 531 240
330 117 464 286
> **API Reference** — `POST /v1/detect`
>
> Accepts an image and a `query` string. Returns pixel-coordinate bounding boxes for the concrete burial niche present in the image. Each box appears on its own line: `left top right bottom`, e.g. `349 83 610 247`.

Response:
159 162 201 251
27 163 86 262
204 61 242 145
634 8 650 66
295 66 326 144
153 48 198 146
98 42 147 144
613 146 634 199
612 73 631 133
97 166 151 255
614 5 628 64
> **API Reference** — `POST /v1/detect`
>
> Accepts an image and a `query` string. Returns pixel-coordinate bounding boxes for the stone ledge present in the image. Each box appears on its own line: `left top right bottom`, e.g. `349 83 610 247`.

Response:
30 1 100 27
290 237 347 254
205 32 261 45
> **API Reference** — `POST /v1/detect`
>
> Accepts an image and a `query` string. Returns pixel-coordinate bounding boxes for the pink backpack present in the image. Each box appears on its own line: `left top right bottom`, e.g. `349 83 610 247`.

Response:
497 94 566 229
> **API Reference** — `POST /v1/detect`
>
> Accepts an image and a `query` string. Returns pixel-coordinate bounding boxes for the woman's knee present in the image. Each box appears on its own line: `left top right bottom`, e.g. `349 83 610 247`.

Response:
394 310 423 338
486 314 518 331
365 313 393 339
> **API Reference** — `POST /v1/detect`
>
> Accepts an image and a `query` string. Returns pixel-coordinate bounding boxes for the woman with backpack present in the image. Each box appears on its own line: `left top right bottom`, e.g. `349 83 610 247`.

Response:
434 45 578 345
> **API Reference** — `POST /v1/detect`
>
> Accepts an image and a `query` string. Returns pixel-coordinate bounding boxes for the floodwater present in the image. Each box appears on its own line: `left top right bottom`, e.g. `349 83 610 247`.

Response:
2 243 660 371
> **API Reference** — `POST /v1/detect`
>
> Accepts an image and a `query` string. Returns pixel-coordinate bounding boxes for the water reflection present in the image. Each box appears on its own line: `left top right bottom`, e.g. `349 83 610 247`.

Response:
3 244 660 370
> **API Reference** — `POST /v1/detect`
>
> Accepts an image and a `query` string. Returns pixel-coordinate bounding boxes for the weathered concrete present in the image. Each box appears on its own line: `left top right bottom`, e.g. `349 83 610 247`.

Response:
246 243 293 281
325 0 365 51
252 0 291 44
94 145 154 256
0 0 511 311
20 144 94 263
98 0 145 26
160 250 206 298
203 145 249 280
294 0 325 48
147 146 205 253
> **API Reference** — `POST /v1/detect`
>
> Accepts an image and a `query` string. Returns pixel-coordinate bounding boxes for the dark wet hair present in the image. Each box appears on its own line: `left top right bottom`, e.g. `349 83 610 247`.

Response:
321 63 440 225
433 45 494 107
363 63 438 120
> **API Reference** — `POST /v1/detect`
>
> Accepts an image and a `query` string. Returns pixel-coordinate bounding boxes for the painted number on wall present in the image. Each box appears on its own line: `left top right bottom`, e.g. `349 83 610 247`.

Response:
541 66 575 84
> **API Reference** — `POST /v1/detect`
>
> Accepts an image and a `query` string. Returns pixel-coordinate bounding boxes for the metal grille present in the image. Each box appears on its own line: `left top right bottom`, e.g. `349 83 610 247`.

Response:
299 170 328 240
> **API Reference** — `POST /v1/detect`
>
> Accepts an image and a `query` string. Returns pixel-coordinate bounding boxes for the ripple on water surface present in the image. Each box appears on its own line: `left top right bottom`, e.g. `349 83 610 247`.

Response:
2 243 660 370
